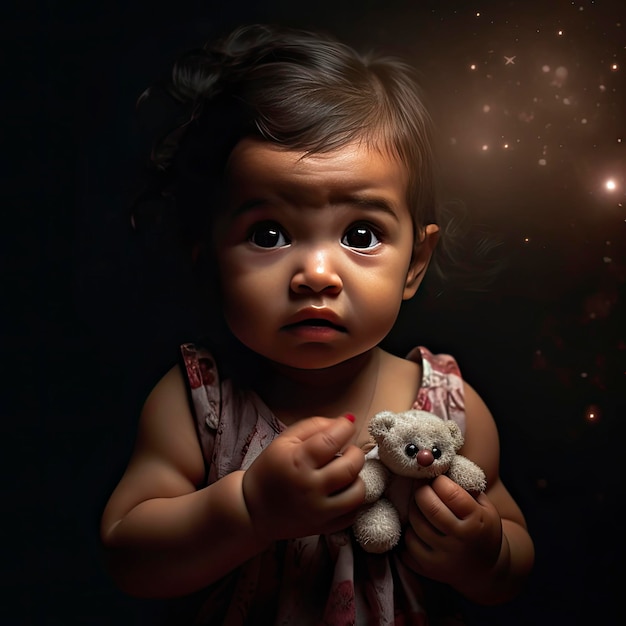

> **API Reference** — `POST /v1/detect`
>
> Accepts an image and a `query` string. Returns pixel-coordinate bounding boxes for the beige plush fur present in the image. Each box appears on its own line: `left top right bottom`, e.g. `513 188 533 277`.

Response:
353 410 486 554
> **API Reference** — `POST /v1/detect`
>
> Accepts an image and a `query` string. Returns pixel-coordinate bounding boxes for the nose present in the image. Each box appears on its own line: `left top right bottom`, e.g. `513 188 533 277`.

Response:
290 247 343 295
416 449 434 467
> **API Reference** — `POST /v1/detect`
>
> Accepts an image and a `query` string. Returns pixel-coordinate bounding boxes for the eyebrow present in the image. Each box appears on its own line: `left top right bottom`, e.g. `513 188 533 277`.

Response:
229 193 401 221
342 194 401 221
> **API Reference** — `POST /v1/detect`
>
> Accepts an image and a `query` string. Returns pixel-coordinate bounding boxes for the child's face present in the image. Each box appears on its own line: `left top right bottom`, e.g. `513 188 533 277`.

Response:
213 137 437 371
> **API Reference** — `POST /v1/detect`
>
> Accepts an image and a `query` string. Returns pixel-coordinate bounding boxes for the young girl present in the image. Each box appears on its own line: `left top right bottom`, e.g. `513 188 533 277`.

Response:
101 23 534 625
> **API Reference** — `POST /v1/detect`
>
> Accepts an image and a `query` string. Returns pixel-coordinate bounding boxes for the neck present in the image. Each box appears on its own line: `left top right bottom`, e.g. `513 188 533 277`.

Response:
256 348 381 425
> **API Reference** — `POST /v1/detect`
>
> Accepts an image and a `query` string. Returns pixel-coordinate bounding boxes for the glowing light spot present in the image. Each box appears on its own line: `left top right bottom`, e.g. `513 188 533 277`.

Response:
603 256 612 263
611 63 619 71
585 405 601 422
476 12 480 17
481 144 489 151
483 104 491 113
503 143 509 149
563 97 571 105
581 118 588 124
470 63 477 70
580 372 588 378
523 237 530 243
542 65 550 73
599 84 606 92
605 179 617 191
538 158 547 166
557 30 564 36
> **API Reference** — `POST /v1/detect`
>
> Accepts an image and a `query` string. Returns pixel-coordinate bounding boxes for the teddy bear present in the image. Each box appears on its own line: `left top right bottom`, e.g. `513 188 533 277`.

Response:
352 409 487 554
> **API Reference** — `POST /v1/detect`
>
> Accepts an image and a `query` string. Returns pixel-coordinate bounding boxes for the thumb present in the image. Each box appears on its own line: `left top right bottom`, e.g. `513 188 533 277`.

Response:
298 415 357 467
281 414 355 444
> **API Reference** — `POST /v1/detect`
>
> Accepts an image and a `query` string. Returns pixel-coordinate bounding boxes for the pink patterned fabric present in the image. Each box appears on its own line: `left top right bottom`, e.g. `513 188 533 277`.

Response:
180 343 466 625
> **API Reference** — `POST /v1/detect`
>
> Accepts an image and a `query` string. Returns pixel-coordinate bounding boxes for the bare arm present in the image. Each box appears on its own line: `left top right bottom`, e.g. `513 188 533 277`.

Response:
401 382 535 605
100 366 365 598
100 366 266 597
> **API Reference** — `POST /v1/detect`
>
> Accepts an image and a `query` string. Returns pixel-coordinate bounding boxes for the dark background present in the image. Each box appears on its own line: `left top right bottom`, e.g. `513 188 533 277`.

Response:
3 1 624 624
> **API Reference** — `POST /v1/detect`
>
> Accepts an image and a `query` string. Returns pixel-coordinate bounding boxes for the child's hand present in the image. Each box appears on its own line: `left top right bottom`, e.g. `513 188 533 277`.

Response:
401 475 503 590
242 416 366 543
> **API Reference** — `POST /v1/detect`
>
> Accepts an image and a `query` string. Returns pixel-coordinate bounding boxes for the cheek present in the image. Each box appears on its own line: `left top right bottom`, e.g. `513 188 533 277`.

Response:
218 259 275 325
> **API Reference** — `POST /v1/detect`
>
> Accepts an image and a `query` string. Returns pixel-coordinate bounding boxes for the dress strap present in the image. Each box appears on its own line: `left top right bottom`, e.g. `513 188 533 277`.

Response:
179 343 221 481
407 345 467 434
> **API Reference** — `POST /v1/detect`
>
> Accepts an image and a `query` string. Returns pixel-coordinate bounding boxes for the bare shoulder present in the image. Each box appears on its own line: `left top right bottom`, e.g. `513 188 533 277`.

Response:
462 381 528 526
135 365 206 485
101 365 206 537
459 382 500 484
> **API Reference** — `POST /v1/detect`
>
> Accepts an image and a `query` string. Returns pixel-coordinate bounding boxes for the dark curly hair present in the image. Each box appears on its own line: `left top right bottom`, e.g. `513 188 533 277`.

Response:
133 24 438 248
130 23 503 299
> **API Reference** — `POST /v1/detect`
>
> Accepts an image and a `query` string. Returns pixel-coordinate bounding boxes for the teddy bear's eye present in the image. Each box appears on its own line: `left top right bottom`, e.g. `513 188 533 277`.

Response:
432 447 442 459
405 443 419 458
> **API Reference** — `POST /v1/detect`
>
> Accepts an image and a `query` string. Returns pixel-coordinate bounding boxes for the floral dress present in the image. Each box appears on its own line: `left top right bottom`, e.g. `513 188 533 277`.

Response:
180 343 466 626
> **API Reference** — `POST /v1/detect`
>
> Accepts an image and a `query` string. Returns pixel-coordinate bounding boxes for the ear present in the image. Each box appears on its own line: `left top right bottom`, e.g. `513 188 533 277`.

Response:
403 223 440 300
445 420 465 450
369 411 397 438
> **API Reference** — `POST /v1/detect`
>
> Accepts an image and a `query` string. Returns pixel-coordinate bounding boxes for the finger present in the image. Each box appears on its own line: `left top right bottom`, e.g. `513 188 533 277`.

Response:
408 496 445 541
327 478 365 520
299 415 357 468
413 482 456 534
280 415 339 444
430 475 479 520
404 522 433 555
324 446 365 495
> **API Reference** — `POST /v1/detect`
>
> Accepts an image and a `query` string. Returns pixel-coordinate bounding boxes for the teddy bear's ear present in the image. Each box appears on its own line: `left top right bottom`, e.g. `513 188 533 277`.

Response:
445 420 465 449
369 411 397 437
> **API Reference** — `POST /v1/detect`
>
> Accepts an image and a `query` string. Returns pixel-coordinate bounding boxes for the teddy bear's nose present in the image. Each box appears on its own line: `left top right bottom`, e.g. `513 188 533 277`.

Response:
417 449 434 467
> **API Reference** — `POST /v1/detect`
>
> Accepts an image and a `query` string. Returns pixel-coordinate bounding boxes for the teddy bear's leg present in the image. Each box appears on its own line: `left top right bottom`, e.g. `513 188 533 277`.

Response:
352 499 402 554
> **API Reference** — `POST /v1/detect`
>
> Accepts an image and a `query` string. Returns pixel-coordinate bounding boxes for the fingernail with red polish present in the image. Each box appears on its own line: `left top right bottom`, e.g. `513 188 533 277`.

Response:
344 413 355 423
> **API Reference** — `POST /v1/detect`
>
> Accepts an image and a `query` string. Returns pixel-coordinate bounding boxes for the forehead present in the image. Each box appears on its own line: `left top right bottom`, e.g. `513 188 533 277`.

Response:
224 137 410 210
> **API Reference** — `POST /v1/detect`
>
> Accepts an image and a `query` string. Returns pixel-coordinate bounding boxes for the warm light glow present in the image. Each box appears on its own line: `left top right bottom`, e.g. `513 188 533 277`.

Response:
605 179 617 191
585 405 601 423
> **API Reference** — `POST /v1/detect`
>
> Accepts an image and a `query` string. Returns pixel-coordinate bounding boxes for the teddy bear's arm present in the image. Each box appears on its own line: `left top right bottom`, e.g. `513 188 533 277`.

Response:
447 455 487 493
359 458 391 503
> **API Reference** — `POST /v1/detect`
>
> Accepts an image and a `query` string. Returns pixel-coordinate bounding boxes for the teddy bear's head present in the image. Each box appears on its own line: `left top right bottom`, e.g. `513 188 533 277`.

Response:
368 409 465 479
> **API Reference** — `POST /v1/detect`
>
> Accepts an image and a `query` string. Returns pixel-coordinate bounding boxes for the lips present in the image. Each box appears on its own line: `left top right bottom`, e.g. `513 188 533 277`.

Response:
282 310 347 332
285 318 346 331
